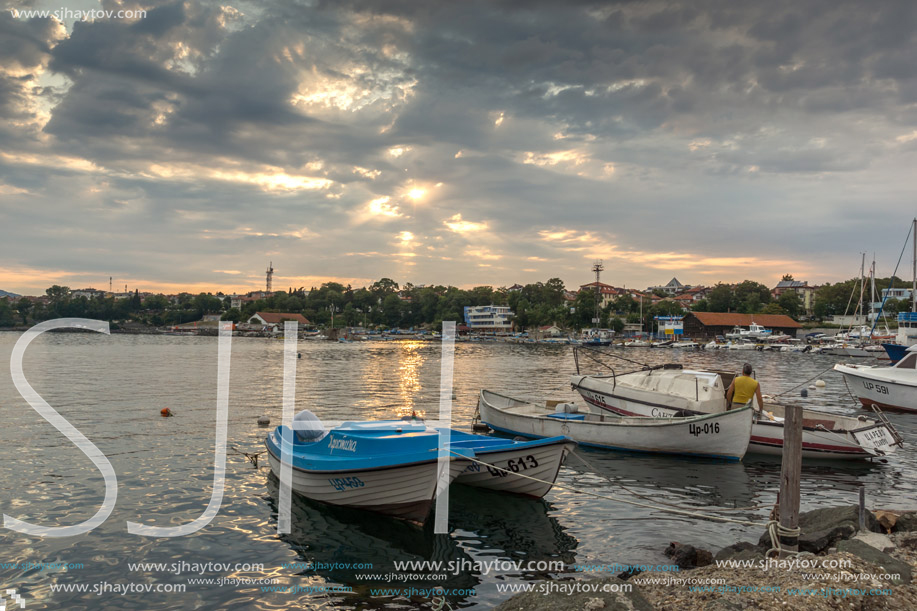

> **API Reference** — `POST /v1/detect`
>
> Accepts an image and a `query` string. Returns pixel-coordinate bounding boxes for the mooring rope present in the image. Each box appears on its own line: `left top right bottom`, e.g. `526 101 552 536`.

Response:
230 446 265 468
766 521 801 558
774 364 840 397
577 345 652 370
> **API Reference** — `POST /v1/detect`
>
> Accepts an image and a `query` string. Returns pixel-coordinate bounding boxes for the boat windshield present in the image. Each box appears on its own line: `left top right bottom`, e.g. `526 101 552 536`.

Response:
895 353 917 369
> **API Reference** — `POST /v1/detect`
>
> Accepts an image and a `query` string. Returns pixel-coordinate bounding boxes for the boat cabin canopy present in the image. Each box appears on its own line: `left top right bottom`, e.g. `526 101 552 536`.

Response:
894 353 917 370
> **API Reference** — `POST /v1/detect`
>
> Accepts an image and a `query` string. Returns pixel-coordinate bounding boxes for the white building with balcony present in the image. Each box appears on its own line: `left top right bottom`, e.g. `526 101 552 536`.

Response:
463 305 514 332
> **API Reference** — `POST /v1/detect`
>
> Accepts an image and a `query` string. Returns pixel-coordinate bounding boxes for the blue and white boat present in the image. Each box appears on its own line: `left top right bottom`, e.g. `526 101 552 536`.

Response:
882 312 917 363
442 430 575 498
265 415 473 523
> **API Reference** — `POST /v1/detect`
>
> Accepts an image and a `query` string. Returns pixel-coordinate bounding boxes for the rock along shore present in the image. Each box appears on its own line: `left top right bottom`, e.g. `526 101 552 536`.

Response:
495 506 917 611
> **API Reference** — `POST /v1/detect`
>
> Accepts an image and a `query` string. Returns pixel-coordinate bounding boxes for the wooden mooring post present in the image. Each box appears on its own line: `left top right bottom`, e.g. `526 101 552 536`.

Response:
778 404 803 558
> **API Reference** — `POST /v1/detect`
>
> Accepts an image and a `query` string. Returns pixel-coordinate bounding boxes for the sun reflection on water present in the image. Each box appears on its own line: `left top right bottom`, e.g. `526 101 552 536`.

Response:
397 341 425 418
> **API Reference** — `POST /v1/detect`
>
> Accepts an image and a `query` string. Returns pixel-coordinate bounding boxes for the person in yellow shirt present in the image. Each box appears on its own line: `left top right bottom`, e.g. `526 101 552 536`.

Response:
725 363 763 409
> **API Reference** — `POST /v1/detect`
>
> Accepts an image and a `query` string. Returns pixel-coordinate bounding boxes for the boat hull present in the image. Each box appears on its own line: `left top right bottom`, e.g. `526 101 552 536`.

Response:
573 373 899 459
454 439 575 498
882 343 907 364
834 364 917 414
479 391 752 461
266 444 467 522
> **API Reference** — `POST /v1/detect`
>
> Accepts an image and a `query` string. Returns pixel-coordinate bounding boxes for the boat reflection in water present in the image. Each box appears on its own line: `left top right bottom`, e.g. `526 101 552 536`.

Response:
563 447 757 510
448 485 578 574
265 474 579 608
265 474 476 608
744 454 887 497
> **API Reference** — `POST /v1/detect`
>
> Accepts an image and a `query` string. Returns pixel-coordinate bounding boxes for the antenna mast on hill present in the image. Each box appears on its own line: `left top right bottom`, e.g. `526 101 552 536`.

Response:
591 260 604 326
266 262 274 293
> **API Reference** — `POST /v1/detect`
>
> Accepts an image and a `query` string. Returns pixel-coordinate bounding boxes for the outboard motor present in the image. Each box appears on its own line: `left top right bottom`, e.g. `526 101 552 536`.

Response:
292 410 326 442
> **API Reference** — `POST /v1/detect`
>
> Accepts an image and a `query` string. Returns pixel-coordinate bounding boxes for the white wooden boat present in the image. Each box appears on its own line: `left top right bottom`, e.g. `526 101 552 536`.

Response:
835 350 917 413
571 367 902 460
445 430 576 498
265 419 472 523
478 390 753 461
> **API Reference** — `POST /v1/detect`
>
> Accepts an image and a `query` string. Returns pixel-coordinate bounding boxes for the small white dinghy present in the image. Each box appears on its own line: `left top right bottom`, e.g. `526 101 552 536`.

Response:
478 390 753 461
443 429 576 498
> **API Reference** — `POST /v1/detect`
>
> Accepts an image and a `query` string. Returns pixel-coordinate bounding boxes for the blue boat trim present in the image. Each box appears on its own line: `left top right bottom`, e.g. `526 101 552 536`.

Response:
265 422 474 473
482 422 741 462
264 439 455 475
437 429 573 455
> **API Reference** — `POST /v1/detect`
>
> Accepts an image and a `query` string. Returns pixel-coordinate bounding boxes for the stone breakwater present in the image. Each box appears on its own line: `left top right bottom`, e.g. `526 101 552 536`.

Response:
495 506 917 611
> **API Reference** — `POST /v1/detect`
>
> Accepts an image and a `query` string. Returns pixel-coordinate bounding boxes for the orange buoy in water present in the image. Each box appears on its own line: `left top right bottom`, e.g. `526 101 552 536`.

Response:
161 408 173 417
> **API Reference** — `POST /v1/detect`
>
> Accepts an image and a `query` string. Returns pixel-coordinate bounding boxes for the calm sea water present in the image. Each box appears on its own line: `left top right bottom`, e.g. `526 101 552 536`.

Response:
0 333 914 609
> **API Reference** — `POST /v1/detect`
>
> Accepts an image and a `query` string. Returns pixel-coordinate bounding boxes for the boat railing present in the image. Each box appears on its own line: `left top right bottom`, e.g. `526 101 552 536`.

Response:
871 404 905 447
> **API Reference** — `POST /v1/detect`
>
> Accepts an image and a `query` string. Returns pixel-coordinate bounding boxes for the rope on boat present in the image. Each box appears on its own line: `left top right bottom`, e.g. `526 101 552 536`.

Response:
230 446 265 468
576 345 651 371
449 450 765 527
841 375 860 407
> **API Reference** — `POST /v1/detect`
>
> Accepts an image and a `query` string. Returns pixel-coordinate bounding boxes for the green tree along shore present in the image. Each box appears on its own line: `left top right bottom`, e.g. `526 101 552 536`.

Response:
0 275 912 331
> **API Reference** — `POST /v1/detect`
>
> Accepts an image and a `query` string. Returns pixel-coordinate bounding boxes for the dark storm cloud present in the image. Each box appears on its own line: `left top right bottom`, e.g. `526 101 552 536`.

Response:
3 0 917 294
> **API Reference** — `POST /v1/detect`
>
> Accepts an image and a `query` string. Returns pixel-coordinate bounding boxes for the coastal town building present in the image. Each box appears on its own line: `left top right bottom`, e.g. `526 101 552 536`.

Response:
70 288 107 299
772 280 817 316
247 312 311 331
672 294 695 311
869 288 915 319
679 286 710 302
463 305 514 332
647 278 690 295
577 282 619 307
681 312 802 339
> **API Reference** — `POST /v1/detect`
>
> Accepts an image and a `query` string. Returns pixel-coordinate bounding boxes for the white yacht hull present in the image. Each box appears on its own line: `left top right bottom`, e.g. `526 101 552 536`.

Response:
834 364 917 414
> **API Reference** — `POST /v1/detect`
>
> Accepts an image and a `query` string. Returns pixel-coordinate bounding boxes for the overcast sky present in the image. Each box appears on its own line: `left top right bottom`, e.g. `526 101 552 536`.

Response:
2 0 917 296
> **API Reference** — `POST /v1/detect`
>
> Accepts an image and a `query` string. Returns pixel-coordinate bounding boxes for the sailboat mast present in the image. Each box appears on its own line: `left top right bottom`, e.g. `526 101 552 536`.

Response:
912 218 916 313
870 257 876 336
859 252 865 323
871 258 876 316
